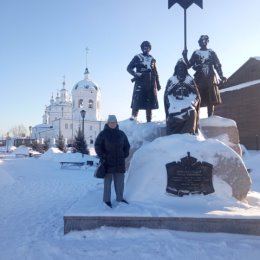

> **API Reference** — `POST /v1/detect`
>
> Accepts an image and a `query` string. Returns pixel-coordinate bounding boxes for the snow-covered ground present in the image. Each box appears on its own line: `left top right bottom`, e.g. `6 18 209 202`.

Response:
1 121 260 259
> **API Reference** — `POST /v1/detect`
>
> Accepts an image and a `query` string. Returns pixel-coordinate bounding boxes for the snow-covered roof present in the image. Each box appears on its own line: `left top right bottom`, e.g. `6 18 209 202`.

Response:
34 124 53 128
72 79 99 92
200 115 237 127
221 79 260 93
72 68 99 93
33 123 53 129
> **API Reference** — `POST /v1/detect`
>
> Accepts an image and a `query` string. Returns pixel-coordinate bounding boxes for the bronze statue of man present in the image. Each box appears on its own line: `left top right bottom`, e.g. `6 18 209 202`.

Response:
164 59 200 135
183 35 226 116
127 41 161 122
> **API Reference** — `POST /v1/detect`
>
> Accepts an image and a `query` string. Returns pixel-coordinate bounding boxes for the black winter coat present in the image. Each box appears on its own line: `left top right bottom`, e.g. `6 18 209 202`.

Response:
94 124 130 174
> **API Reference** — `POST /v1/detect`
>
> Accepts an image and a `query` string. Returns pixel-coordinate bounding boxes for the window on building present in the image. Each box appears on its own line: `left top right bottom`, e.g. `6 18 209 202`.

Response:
65 123 68 129
90 126 93 131
70 123 73 129
78 99 83 108
88 99 94 108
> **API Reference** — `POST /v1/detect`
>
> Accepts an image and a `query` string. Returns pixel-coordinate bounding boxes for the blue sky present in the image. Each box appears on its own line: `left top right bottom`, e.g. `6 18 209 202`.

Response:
1 0 260 136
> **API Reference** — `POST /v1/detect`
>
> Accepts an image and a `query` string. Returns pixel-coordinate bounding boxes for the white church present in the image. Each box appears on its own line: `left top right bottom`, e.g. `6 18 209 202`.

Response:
31 67 106 147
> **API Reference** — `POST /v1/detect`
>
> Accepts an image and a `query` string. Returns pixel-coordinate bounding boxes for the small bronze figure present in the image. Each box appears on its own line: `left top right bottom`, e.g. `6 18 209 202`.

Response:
127 41 161 122
164 59 200 135
183 35 226 116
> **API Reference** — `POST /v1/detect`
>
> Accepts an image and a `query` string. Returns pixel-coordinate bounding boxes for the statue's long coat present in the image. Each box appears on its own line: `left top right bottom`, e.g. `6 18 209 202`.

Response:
127 53 161 110
189 49 223 107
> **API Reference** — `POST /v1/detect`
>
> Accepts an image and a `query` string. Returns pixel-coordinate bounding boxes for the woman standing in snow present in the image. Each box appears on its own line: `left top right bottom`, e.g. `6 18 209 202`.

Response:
127 41 161 122
182 35 226 116
94 115 130 208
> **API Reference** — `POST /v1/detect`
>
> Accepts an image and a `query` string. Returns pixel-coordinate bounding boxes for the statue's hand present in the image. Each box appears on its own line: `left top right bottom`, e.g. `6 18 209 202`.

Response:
157 85 161 91
220 76 227 83
182 49 188 59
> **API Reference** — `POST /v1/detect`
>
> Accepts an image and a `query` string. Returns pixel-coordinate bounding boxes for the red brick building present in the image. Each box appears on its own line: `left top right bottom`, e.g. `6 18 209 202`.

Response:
215 57 260 150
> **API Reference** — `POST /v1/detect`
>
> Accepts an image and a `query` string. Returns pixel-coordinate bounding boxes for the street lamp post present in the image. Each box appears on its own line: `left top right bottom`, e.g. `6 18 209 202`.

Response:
6 134 10 153
80 110 86 138
29 126 32 138
80 110 86 158
59 118 61 137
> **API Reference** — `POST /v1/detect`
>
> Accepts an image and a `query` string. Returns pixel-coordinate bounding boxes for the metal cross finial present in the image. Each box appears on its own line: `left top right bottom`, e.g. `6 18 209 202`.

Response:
85 47 89 68
62 75 66 89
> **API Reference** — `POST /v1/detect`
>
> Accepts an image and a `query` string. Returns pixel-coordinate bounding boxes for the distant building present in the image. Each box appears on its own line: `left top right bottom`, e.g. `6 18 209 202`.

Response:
215 57 260 149
13 138 35 147
221 57 260 89
0 139 6 147
32 67 106 146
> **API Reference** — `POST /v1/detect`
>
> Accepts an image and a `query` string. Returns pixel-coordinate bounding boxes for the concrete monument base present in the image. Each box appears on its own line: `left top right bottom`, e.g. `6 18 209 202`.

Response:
64 215 260 235
64 189 260 236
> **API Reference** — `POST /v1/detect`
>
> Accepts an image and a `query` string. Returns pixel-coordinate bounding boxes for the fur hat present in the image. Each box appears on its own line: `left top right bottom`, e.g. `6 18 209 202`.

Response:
107 115 117 123
198 35 209 44
140 41 152 50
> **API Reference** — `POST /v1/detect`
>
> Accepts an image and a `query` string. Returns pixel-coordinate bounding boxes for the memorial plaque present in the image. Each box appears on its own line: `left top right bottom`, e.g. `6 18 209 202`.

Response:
166 152 214 196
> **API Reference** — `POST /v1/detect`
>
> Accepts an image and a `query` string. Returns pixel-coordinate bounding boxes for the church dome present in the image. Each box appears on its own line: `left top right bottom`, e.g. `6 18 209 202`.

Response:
72 68 99 93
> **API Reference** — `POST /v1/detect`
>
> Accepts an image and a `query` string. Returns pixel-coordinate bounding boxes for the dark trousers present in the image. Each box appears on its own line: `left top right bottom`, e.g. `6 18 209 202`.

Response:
103 173 124 202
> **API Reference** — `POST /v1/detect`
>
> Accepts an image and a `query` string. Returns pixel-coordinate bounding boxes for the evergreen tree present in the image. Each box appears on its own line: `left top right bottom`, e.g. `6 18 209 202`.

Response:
31 140 41 152
31 139 48 153
73 129 89 155
43 138 50 152
56 134 66 152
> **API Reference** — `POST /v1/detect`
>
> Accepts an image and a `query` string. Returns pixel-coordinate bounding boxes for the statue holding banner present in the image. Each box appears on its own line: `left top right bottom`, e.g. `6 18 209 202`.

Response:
168 1 227 116
182 35 226 116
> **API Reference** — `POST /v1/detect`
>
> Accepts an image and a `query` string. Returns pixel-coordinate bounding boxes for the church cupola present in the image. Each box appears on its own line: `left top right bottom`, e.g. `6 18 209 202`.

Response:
72 50 101 121
50 94 54 105
60 76 71 103
55 92 60 104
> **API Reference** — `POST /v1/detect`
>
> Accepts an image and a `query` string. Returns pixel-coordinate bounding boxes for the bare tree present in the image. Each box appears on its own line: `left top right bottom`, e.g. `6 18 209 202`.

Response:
9 124 28 137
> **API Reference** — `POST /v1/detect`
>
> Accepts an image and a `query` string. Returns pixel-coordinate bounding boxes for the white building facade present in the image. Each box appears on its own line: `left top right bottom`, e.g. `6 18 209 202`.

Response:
32 68 106 146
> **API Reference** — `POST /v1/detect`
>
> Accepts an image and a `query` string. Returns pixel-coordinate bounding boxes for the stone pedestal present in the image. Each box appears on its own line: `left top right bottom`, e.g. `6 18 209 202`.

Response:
200 116 242 156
